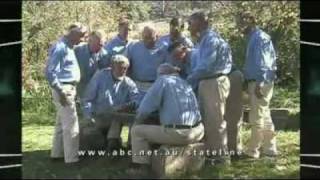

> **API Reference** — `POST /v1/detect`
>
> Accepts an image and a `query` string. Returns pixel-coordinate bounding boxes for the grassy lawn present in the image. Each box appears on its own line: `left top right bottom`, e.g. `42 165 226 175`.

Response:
23 113 299 179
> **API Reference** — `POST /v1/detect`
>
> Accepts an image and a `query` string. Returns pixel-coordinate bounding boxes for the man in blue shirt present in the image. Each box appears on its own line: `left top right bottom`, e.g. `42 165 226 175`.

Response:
82 55 139 152
125 25 167 102
104 17 132 56
75 30 110 100
237 12 278 159
187 12 232 165
45 22 87 164
127 63 204 176
169 42 244 159
157 17 194 49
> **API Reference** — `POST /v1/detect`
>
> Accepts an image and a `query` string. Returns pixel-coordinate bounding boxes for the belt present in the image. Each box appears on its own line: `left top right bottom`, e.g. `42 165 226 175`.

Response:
202 73 227 80
137 80 154 83
164 121 202 129
247 79 256 82
61 81 77 85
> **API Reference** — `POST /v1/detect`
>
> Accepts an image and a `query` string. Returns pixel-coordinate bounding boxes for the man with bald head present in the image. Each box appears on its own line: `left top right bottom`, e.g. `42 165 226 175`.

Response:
45 22 87 164
125 25 167 101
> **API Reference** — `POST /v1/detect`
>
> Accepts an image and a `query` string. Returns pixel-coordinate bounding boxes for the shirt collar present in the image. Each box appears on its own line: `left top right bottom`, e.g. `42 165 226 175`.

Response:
110 71 124 82
248 26 259 39
117 34 128 44
199 28 211 42
62 36 73 48
86 44 94 55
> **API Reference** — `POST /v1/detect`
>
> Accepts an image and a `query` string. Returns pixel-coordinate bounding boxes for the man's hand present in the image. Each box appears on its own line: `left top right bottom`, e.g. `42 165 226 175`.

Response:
87 118 96 126
255 84 263 99
114 102 136 113
57 90 70 106
174 66 181 72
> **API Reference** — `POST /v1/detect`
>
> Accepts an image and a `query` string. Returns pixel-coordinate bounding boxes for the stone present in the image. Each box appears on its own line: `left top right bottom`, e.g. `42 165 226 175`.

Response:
79 123 105 151
151 142 206 178
242 108 292 130
271 108 290 130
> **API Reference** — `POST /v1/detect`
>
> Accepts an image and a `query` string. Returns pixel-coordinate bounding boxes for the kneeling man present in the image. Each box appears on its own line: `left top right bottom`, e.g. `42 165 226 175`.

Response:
82 55 139 151
128 63 204 176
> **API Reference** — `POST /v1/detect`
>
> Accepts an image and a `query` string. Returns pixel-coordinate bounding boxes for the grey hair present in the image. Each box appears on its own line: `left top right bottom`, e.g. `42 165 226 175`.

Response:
111 54 130 66
157 63 179 75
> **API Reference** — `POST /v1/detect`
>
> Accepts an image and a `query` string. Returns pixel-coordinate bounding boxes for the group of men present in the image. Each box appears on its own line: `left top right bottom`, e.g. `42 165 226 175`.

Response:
45 11 277 176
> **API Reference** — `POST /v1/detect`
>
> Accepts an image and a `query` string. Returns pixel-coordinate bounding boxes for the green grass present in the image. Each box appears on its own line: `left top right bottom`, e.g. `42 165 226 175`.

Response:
23 116 299 179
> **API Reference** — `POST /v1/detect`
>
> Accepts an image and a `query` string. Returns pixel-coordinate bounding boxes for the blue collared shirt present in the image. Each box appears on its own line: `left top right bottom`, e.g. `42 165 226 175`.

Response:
74 43 111 98
157 34 194 49
45 37 80 92
244 27 277 84
125 41 167 82
104 35 128 56
137 74 201 126
82 69 139 119
186 28 232 90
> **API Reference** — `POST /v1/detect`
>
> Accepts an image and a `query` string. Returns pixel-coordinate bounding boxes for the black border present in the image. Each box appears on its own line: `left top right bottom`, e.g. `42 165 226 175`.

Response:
0 1 22 179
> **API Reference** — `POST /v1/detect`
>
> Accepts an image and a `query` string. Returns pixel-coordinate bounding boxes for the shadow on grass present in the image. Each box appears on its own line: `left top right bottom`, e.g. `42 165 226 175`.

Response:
23 150 135 179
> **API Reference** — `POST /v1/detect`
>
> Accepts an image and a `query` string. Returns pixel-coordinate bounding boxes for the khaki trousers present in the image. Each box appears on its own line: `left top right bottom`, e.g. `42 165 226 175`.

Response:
246 81 277 158
131 123 204 164
50 84 79 163
198 75 230 157
225 70 244 153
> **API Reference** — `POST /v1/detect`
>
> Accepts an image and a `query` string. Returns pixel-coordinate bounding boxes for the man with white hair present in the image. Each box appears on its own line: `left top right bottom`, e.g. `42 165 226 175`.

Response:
74 30 111 100
125 25 167 102
82 55 139 152
45 22 87 164
127 63 204 177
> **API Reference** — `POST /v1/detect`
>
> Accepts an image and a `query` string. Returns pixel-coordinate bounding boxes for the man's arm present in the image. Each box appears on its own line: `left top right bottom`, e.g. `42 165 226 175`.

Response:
255 36 276 86
254 35 276 98
98 48 112 69
82 71 100 120
135 78 165 124
113 79 140 113
186 37 219 89
45 46 64 93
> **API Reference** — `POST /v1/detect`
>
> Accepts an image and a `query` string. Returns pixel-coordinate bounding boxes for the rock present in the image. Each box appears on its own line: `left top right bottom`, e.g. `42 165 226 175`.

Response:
242 108 293 130
79 123 105 151
271 108 290 130
151 143 205 178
